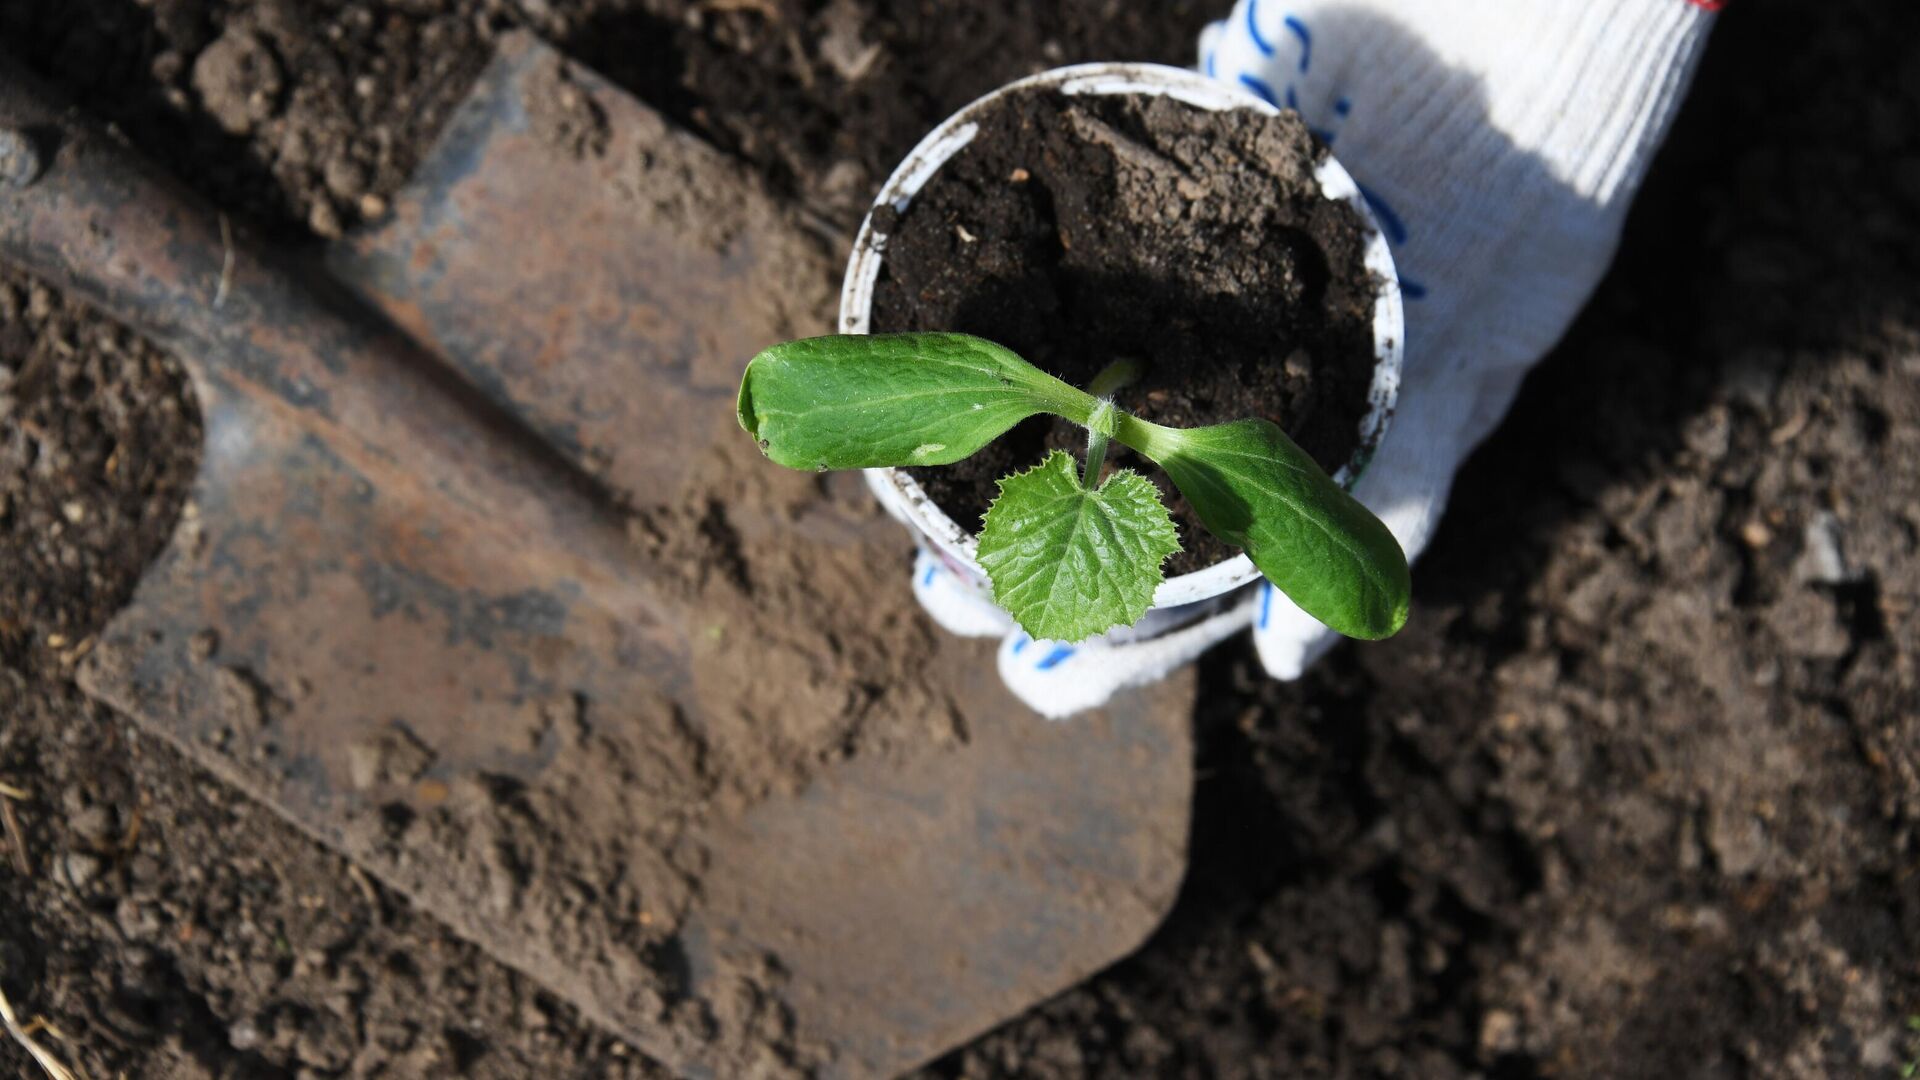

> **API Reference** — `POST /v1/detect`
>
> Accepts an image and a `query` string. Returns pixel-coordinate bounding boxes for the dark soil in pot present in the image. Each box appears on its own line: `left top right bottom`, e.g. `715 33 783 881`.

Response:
870 87 1382 575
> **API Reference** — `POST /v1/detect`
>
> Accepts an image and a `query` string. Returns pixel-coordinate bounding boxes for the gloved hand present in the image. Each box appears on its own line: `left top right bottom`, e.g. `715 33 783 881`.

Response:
913 0 1724 718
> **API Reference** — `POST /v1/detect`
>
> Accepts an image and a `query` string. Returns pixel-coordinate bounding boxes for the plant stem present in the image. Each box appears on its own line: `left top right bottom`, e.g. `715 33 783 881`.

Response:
1083 429 1110 488
1087 357 1144 399
1082 399 1121 488
1079 360 1143 488
1113 411 1180 462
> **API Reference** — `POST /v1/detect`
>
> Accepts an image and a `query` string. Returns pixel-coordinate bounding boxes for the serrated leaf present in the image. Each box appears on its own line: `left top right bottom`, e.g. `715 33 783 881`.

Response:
976 451 1181 642
737 332 1090 470
1120 416 1409 640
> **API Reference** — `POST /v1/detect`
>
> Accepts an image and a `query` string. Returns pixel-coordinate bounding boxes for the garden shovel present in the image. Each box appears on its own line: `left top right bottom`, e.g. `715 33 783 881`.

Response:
0 34 1195 1078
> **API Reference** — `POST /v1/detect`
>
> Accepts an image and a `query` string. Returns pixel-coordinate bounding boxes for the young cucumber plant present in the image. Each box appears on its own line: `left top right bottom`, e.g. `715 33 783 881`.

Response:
737 332 1410 643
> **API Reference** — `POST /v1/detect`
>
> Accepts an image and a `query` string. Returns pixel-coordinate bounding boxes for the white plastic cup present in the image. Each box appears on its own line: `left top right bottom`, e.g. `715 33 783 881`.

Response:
841 62 1405 639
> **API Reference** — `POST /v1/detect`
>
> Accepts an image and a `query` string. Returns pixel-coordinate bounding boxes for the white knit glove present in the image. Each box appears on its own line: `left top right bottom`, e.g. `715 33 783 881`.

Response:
914 0 1723 718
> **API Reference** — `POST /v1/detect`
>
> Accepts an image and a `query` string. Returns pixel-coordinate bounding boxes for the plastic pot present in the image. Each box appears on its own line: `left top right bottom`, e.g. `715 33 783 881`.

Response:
841 62 1405 640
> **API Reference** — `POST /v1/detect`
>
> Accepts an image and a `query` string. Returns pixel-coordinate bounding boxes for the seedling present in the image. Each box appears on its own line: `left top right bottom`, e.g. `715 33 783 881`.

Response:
737 332 1410 643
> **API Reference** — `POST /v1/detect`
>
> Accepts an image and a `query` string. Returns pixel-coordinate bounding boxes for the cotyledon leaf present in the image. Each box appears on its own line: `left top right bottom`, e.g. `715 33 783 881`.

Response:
976 451 1181 643
737 332 1092 470
1119 415 1410 640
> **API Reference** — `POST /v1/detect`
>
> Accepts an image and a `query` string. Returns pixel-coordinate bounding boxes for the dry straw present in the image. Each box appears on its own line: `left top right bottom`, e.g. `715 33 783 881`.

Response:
0 982 81 1080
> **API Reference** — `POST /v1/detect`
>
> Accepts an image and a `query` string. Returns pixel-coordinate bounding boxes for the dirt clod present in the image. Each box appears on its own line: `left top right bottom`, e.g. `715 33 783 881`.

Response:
0 127 44 188
346 724 437 791
191 26 284 135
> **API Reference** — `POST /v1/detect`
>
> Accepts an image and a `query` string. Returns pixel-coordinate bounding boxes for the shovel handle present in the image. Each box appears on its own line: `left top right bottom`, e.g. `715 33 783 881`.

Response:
0 58 658 586
0 60 438 422
0 59 305 377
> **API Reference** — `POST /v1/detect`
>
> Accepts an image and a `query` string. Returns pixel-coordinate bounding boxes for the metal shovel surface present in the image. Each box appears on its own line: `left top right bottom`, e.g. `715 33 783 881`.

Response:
0 34 1194 1078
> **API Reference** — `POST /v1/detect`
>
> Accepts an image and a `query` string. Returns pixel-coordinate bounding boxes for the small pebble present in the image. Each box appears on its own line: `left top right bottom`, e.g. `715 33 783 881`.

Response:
1008 167 1030 183
116 898 162 939
1794 511 1859 585
322 156 368 200
1479 1009 1520 1056
70 805 115 844
229 1016 264 1052
308 199 343 239
63 851 104 889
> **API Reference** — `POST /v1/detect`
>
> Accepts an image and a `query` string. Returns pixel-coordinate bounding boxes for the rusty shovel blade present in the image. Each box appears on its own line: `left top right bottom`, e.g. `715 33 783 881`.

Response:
0 36 1195 1078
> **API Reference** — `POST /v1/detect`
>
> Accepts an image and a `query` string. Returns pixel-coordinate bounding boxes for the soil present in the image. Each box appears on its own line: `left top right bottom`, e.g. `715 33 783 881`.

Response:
871 89 1376 574
2 1 1918 1079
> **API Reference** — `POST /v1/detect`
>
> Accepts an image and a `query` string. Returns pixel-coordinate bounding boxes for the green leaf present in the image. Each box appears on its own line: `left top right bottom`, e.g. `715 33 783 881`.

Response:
1119 416 1409 640
737 332 1090 470
976 451 1181 642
